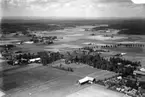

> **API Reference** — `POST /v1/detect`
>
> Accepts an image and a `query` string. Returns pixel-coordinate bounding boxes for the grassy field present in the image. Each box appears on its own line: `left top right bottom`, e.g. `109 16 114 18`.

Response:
108 47 144 54
2 65 68 94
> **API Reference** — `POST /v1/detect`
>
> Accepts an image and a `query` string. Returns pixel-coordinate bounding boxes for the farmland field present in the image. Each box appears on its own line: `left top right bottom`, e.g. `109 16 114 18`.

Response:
66 85 124 97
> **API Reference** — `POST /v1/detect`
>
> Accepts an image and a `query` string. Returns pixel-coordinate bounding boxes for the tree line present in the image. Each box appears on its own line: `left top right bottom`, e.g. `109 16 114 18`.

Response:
38 51 63 66
87 44 145 49
65 50 141 77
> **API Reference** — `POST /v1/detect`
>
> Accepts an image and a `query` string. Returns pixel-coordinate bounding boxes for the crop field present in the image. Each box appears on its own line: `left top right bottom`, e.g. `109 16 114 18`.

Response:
1 66 68 94
108 47 144 54
66 85 124 97
123 55 145 68
51 61 87 69
73 66 117 80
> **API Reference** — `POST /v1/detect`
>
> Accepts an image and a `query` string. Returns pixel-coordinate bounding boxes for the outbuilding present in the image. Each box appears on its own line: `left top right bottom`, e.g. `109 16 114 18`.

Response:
29 58 41 63
78 76 96 85
24 41 34 44
140 68 145 72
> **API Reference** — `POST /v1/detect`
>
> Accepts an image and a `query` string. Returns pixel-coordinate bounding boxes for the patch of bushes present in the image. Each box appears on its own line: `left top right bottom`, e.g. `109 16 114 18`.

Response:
53 65 74 72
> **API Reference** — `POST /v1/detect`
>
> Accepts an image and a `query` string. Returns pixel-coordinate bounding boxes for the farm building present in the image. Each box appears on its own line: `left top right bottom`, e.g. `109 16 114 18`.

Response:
24 41 34 44
78 76 96 85
29 58 41 63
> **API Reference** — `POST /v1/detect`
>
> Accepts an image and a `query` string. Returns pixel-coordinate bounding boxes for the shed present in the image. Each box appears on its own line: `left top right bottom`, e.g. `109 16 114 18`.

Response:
24 41 34 44
29 58 41 63
140 68 145 72
78 76 95 85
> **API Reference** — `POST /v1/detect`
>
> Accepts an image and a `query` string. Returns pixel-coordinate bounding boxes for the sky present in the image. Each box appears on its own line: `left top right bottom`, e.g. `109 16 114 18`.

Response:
1 0 145 19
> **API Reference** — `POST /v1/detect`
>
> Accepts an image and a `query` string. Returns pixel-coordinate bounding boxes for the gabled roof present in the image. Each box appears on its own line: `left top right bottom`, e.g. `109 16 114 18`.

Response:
78 76 95 83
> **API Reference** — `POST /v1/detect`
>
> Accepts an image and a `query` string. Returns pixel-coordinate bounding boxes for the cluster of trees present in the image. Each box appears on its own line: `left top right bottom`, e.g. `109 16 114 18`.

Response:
30 36 57 44
3 46 64 66
83 47 109 52
13 53 39 60
28 24 64 31
38 51 63 66
101 44 144 48
7 52 40 65
53 64 73 72
1 23 28 34
5 50 63 66
66 50 141 76
92 26 109 31
1 45 18 60
109 57 141 76
85 44 144 50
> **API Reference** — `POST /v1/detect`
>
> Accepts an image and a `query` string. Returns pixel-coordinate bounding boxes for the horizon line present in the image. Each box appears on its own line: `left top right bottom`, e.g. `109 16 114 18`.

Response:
2 16 145 20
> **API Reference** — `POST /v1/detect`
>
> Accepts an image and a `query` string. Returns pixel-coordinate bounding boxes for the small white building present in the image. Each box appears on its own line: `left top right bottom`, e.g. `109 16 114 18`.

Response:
121 53 126 56
29 58 41 63
24 41 34 44
140 68 145 72
117 76 122 80
78 76 95 85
